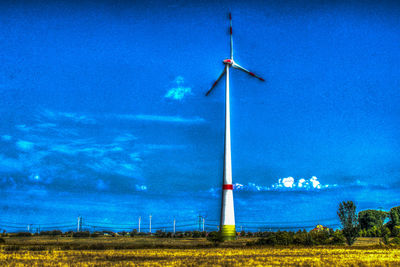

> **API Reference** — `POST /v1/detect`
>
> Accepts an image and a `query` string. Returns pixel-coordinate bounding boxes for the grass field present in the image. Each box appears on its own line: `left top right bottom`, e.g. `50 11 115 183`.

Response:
1 236 400 266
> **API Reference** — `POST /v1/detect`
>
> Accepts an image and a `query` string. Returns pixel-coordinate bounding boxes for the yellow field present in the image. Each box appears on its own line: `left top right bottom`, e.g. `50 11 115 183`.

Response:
2 247 400 266
1 237 400 266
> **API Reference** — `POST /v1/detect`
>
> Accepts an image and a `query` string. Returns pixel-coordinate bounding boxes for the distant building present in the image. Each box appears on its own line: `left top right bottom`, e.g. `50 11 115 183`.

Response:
311 224 329 232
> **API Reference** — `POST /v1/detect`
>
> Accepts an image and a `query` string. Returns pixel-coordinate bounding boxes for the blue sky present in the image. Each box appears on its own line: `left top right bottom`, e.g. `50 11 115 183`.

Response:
0 0 400 232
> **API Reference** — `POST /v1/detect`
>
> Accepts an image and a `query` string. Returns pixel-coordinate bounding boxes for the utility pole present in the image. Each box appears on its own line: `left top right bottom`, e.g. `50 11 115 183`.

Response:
173 217 176 234
198 215 202 231
138 216 141 233
202 217 205 232
77 216 83 232
149 214 152 234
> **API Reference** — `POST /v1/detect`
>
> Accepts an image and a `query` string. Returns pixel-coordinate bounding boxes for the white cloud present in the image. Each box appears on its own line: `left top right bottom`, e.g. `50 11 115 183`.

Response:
230 176 336 192
16 140 34 151
165 76 192 100
281 177 295 188
272 176 327 190
310 176 321 189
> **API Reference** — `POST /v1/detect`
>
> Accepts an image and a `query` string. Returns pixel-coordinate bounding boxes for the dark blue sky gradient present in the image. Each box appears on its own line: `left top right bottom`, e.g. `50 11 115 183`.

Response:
0 0 399 231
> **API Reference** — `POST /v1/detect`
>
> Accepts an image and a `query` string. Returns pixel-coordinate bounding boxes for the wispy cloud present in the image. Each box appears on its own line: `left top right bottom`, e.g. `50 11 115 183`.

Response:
1 135 12 141
40 109 96 125
114 114 205 124
114 134 137 143
0 154 23 172
165 76 192 100
16 124 32 132
86 157 142 179
16 140 34 151
1 109 146 194
144 144 187 150
135 184 147 191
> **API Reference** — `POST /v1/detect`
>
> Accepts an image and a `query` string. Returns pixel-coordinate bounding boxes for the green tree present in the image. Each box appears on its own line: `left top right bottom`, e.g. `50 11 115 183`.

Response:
331 230 346 245
206 231 223 246
337 201 359 245
358 210 388 230
392 226 400 237
390 206 400 226
381 226 391 245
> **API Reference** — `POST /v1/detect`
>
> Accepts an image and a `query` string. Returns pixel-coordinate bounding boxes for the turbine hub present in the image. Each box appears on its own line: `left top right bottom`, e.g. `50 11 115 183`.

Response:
223 59 234 65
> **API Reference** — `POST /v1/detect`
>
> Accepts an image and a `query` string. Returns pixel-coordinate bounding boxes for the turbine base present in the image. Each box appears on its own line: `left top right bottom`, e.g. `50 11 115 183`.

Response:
220 225 236 241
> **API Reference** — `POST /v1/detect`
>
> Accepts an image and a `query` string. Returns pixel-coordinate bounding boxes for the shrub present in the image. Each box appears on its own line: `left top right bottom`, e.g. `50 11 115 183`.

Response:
275 231 293 245
206 231 223 246
192 231 202 238
331 230 345 245
90 232 101 237
174 232 184 238
155 230 167 238
391 237 400 245
40 230 62 236
310 230 331 245
0 237 5 243
15 232 32 237
130 229 138 237
184 231 192 237
293 231 307 245
72 231 90 237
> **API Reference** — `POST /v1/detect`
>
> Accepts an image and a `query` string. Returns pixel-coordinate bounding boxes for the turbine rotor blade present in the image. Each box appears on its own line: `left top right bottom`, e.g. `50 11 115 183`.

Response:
205 68 226 96
232 63 265 82
229 12 233 60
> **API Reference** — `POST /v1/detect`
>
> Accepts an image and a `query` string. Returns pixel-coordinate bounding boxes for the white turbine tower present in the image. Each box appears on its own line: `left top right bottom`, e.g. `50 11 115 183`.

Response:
205 13 265 241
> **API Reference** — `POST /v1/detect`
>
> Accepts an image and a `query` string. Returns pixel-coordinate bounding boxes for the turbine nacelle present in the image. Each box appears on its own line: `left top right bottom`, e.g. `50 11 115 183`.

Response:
223 59 234 65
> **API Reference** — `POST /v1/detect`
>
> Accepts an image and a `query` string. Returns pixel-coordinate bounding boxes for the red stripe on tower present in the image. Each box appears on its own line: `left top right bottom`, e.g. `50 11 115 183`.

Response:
230 27 232 34
249 72 255 76
223 184 233 190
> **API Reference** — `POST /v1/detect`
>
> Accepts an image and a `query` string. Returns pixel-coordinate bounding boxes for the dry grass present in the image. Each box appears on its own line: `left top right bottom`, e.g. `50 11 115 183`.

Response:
2 247 400 266
1 236 399 266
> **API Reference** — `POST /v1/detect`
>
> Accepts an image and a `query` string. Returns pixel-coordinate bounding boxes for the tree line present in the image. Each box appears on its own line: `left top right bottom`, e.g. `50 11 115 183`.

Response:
337 201 400 245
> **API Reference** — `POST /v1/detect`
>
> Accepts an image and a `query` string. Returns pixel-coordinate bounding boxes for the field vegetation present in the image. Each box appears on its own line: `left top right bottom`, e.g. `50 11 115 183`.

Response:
1 236 400 266
1 203 400 265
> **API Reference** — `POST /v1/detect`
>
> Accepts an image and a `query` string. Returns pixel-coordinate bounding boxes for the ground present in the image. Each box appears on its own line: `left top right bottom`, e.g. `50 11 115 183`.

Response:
1 236 400 266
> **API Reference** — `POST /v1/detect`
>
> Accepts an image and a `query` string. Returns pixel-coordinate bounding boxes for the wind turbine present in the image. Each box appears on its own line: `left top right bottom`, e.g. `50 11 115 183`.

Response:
205 13 265 241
